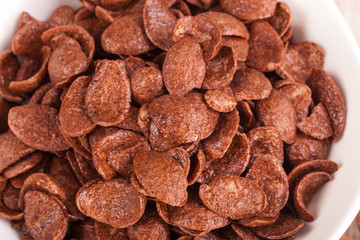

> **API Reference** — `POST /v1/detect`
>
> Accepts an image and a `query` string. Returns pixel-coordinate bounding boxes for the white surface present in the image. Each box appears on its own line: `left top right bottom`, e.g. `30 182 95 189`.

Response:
1 1 360 240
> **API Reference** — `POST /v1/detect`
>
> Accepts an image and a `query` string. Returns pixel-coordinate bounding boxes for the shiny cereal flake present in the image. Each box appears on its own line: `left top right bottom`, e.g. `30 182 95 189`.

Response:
204 86 237 113
267 2 291 37
0 50 22 103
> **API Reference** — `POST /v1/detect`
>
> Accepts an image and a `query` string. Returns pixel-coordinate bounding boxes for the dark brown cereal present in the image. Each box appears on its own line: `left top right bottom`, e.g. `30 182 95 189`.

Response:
237 101 256 131
8 105 70 152
24 191 68 240
307 68 346 142
204 86 237 113
221 36 249 62
202 109 239 160
10 160 47 189
231 224 260 240
116 106 142 133
88 126 119 150
267 2 291 37
50 5 75 26
74 151 100 183
231 68 272 101
40 86 63 109
76 178 147 228
95 5 125 24
238 213 279 228
78 134 91 153
220 0 277 21
247 20 285 72
85 60 131 126
173 16 222 61
0 100 13 134
199 176 267 219
124 56 146 77
163 36 205 95
297 103 333 140
293 171 332 222
276 41 324 83
60 76 96 137
101 14 155 55
28 82 53 105
3 152 43 179
18 12 36 29
66 150 89 185
3 183 20 211
130 66 165 105
15 57 41 83
0 186 24 220
281 25 293 42
166 147 191 177
95 221 128 240
202 47 237 90
256 89 297 144
133 151 188 206
187 149 206 185
69 218 97 240
59 131 92 160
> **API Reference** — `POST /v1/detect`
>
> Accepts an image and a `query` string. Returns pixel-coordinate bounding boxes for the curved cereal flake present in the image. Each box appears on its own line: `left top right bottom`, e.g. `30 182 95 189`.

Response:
131 66 165 105
3 183 20 211
294 172 332 222
95 5 125 24
0 50 23 103
221 36 249 62
69 218 97 239
237 101 255 131
202 109 239 160
101 14 155 55
143 0 178 50
276 41 324 83
231 224 261 240
60 130 92 160
67 150 89 185
198 11 249 39
8 105 70 152
133 151 188 206
267 2 291 37
74 151 100 182
281 26 293 43
220 0 276 21
285 134 329 166
275 80 312 122
76 178 147 228
255 89 297 144
287 159 338 195
3 152 43 179
9 46 50 94
238 214 280 228
173 16 222 61
18 12 36 29
28 82 53 105
199 176 267 219
307 68 346 142
198 132 250 184
297 103 333 140
18 172 66 210
188 149 206 185
0 131 35 173
85 60 131 126
127 208 171 240
93 129 150 179
10 159 47 190
231 68 272 101
247 21 284 72
40 86 63 109
88 126 119 150
204 86 237 112
147 93 219 151
0 187 23 220
247 126 283 167
172 0 191 16
98 0 132 9
246 154 289 218
116 106 142 133
163 36 205 95
12 18 50 58
192 232 226 239
24 191 68 240
124 56 146 77
60 76 96 137
15 57 41 83
78 134 91 153
252 211 304 239
202 46 237 90
166 147 191 177
50 5 75 26
0 100 13 134
95 221 128 240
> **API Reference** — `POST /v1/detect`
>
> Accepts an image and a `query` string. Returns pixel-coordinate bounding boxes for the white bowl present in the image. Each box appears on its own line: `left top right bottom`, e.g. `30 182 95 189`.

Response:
1 0 360 239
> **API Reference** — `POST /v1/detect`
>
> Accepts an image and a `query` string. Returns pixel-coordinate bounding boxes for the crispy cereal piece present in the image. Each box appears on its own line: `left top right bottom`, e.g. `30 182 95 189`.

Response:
293 171 332 222
202 109 239 160
40 86 63 109
231 68 272 101
69 218 97 240
60 130 92 160
252 211 304 239
163 36 205 95
0 100 13 134
3 152 43 179
267 2 291 37
256 89 297 144
247 20 285 72
116 106 142 133
95 221 128 240
74 151 100 183
204 86 237 112
8 105 69 152
10 160 47 189
85 60 131 126
237 101 255 131
76 178 147 228
166 147 191 177
28 82 53 105
95 5 125 24
49 5 76 26
340 237 357 240
202 47 237 90
60 76 95 137
143 0 178 50
133 151 188 206
88 126 119 150
131 66 165 105
3 183 20 211
66 150 88 185
173 16 222 61
93 129 150 179
231 224 260 240
247 126 284 167
198 132 250 184
307 68 346 142
285 134 329 166
124 56 146 77
246 154 289 218
187 149 206 185
101 14 155 55
24 191 68 240
0 131 35 173
220 0 276 21
127 208 170 240
199 176 267 219
282 26 293 43
15 57 41 83
297 103 333 140
221 36 249 62
276 41 324 83
0 186 23 220
238 213 279 228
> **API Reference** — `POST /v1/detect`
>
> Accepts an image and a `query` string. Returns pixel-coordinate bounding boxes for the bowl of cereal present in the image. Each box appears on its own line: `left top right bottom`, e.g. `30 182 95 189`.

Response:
0 0 359 239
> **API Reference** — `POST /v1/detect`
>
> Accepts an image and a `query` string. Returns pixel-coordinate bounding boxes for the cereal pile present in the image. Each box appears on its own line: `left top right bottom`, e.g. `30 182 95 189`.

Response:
0 0 346 239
